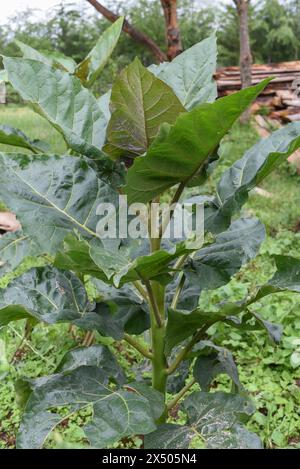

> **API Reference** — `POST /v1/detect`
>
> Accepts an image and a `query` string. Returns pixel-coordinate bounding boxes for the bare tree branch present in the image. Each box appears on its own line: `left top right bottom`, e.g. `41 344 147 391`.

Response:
86 0 167 62
160 0 182 60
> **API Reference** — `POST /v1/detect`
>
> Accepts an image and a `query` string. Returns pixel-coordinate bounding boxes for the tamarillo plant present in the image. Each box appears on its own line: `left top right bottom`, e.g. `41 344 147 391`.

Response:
0 26 300 449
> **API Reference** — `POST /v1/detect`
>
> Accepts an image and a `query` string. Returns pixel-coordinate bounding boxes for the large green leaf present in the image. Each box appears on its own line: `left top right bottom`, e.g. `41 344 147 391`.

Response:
193 340 242 392
127 382 165 422
166 254 300 352
0 231 40 278
124 79 271 204
227 311 283 344
91 238 198 287
165 307 229 354
55 233 192 288
144 391 262 449
0 265 148 337
168 255 300 352
105 58 185 158
0 153 118 257
17 366 158 449
54 234 109 281
225 255 300 316
187 217 265 291
150 36 217 110
166 217 265 312
92 279 150 337
0 124 50 153
3 57 108 156
252 255 300 301
15 40 76 73
76 17 123 87
97 90 111 122
206 122 300 233
167 359 191 394
0 70 8 82
55 345 126 384
0 267 92 327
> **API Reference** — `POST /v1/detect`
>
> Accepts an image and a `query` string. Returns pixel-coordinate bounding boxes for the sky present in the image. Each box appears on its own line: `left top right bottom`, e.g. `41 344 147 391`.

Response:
1 0 58 21
0 0 231 24
0 0 84 23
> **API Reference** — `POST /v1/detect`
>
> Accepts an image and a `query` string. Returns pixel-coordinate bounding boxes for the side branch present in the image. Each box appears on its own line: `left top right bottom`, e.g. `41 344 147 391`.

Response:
123 333 153 359
167 378 196 411
167 325 209 375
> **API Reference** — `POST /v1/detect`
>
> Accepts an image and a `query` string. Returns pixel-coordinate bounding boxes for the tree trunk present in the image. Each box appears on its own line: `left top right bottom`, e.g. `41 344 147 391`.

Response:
86 0 167 63
160 0 182 60
234 0 252 123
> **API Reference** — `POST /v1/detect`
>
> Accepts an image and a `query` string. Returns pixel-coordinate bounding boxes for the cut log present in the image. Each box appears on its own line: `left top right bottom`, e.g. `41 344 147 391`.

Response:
216 60 300 123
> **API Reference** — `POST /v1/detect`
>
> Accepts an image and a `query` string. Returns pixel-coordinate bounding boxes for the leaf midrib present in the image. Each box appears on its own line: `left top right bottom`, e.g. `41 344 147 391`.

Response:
11 167 98 238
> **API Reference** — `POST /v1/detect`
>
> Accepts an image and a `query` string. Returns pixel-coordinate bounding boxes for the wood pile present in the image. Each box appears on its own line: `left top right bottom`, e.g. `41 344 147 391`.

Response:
215 61 300 123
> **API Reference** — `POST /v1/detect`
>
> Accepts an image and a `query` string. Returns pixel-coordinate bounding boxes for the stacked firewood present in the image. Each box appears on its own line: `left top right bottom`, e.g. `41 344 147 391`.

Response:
216 61 300 123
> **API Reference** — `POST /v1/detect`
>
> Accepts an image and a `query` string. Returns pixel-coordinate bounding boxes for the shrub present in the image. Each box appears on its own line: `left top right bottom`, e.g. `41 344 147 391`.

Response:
0 23 300 449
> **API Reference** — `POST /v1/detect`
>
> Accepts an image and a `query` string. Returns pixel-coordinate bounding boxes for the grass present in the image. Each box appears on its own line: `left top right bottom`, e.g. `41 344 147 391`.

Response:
0 105 66 211
0 105 66 154
0 106 299 449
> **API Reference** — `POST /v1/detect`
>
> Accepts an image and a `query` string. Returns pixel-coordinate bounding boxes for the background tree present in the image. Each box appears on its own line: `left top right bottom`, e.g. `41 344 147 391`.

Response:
50 2 97 62
160 0 182 59
233 0 252 123
86 0 167 62
217 4 240 66
253 0 298 63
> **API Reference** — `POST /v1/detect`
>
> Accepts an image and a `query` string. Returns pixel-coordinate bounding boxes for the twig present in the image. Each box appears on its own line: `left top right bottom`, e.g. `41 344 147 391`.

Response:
167 326 208 375
8 325 51 364
167 378 196 411
133 281 148 301
123 333 153 359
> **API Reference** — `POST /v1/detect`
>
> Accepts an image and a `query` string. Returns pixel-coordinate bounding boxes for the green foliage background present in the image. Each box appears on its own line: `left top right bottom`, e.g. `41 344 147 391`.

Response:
1 0 300 99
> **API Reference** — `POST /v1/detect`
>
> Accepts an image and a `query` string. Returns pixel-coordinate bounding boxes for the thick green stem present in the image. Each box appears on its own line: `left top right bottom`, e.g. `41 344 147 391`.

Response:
150 281 168 423
148 218 167 422
148 200 169 423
